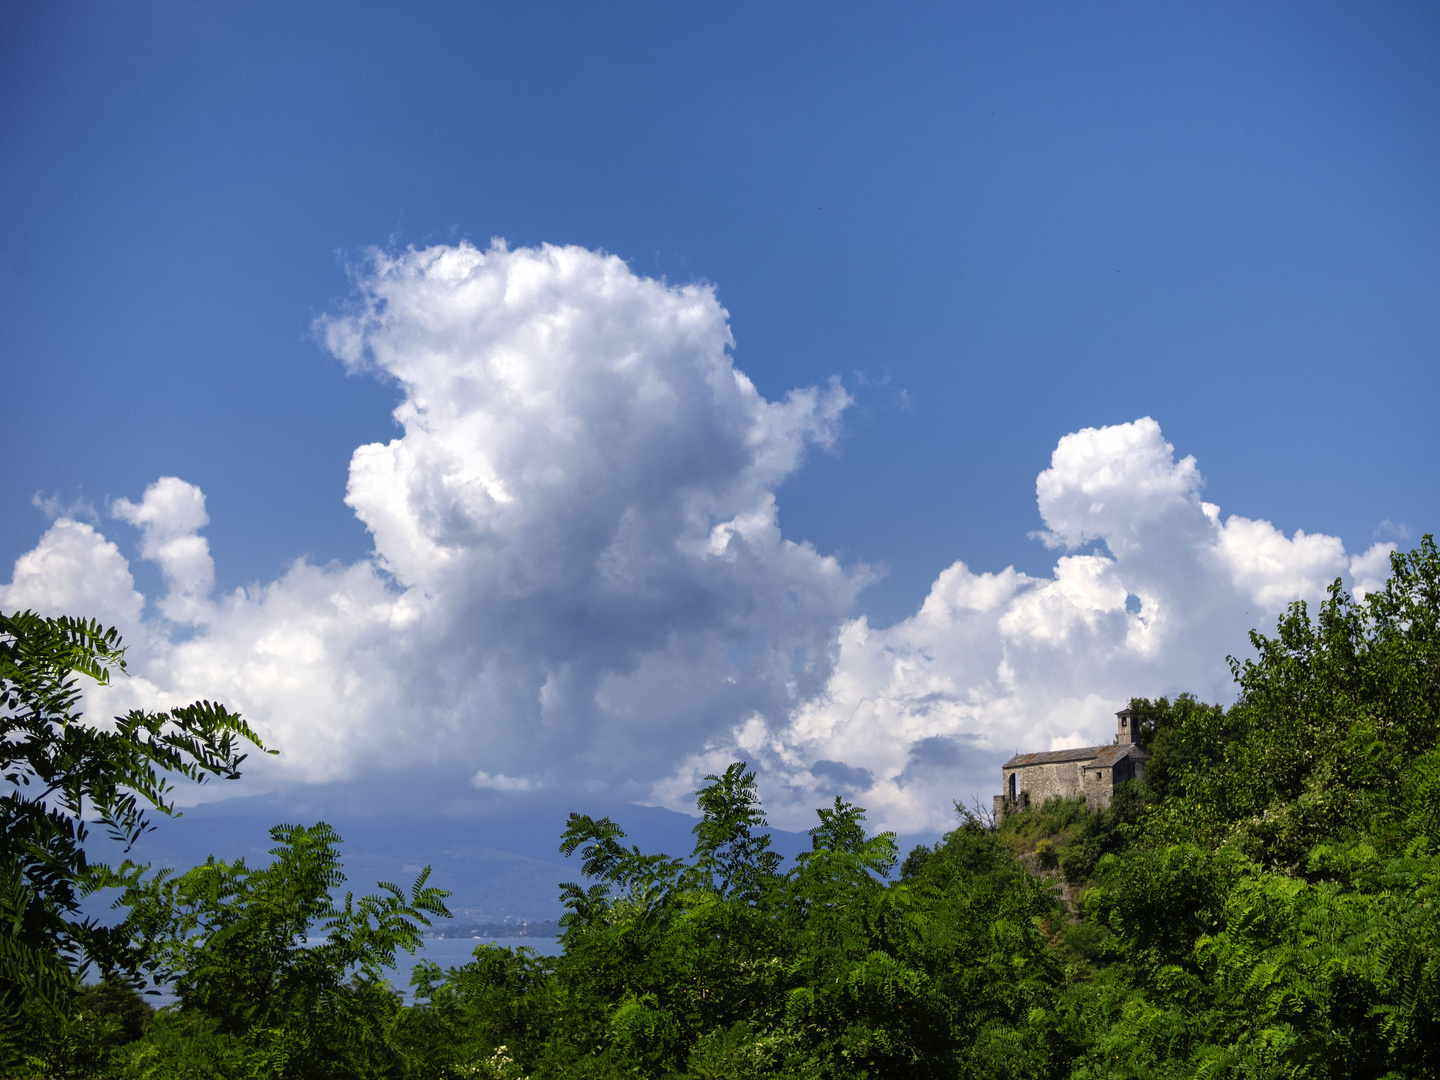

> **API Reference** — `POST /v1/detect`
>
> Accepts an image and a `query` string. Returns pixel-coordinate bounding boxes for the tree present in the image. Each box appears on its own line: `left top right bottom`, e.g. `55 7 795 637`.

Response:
0 609 267 1059
690 762 783 903
1155 535 1440 864
118 822 451 1079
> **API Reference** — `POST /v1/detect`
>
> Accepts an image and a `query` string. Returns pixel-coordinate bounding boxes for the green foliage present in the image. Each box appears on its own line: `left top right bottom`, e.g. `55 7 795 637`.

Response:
1031 537 1440 1078
1122 693 1224 801
110 1010 252 1080
401 944 558 1077
0 610 267 1065
390 771 1056 1080
897 843 932 882
993 790 1147 884
1156 536 1440 865
691 762 784 902
5 976 154 1078
117 821 450 1079
1057 780 1151 884
999 794 1089 866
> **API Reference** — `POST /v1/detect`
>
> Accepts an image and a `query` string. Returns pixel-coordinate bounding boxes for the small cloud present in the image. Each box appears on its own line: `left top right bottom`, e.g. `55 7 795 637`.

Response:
849 369 911 412
1350 541 1397 599
892 735 979 789
111 477 214 625
31 491 98 523
1028 528 1066 550
473 770 542 793
1374 520 1411 542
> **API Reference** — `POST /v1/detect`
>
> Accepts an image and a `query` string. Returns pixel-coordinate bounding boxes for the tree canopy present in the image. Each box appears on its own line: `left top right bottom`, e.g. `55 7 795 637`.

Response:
1 610 267 1063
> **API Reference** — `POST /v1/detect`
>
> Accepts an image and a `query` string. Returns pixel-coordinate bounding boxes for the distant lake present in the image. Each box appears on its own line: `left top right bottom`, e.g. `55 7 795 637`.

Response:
384 936 564 1003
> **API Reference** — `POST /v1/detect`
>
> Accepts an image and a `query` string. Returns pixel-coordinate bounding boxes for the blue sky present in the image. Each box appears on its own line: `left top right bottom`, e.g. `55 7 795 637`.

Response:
3 3 1438 833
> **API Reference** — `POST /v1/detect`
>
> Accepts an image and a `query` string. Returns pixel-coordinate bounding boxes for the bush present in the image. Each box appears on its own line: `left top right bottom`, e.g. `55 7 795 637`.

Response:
1034 840 1058 869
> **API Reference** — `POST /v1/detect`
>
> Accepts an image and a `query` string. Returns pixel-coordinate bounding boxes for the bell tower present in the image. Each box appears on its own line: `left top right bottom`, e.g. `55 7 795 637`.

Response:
1115 707 1135 745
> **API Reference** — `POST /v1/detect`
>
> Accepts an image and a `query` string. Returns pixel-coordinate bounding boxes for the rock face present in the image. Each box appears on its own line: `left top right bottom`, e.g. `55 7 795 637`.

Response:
993 708 1148 820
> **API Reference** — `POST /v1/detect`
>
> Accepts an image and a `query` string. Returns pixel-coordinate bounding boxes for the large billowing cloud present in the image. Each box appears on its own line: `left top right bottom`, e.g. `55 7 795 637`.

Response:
3 242 866 796
1 243 1396 831
656 417 1395 830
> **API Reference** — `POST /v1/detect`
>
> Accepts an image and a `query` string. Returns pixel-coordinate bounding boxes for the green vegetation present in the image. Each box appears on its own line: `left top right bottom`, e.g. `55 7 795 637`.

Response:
0 610 267 1069
5 535 1440 1078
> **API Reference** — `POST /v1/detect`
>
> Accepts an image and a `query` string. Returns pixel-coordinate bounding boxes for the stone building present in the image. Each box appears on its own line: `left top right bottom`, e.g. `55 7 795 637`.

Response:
993 708 1148 821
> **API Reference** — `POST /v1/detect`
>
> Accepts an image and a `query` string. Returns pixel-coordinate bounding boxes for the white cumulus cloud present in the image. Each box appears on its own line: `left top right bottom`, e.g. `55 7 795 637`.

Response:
1 518 146 637
113 477 216 625
3 242 866 795
656 417 1398 831
0 246 1400 832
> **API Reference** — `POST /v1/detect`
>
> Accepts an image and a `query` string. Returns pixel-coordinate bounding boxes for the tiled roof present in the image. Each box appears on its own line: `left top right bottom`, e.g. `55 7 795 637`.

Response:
1085 743 1148 768
1002 745 1108 767
1002 742 1148 769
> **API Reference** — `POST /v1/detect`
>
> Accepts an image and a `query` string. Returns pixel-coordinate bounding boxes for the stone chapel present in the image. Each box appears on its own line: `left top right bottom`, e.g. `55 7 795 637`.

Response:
993 708 1148 822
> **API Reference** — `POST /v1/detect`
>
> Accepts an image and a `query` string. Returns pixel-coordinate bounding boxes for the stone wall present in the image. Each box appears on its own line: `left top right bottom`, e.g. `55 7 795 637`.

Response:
1002 759 1086 806
1080 754 1144 811
1080 766 1111 811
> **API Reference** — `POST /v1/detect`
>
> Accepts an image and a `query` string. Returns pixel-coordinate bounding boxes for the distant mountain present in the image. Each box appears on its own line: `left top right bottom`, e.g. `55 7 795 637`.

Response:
79 781 947 933
102 788 872 924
